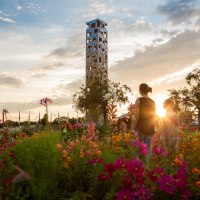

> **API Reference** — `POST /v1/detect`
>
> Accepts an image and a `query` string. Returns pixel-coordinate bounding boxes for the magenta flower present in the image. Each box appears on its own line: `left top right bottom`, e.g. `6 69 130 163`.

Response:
97 173 107 181
134 186 153 200
158 175 175 194
148 166 164 182
132 140 147 155
181 190 191 200
147 170 158 182
114 157 126 170
116 188 135 200
125 158 144 176
153 146 167 156
104 163 116 177
121 174 133 189
88 157 104 165
174 168 188 190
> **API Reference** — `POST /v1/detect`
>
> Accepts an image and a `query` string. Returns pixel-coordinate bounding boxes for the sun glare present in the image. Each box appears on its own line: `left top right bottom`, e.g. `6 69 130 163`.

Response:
156 105 166 117
153 95 167 117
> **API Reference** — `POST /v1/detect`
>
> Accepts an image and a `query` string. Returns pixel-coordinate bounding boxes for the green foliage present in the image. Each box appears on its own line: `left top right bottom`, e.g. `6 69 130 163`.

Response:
13 132 62 200
169 68 200 129
73 77 131 122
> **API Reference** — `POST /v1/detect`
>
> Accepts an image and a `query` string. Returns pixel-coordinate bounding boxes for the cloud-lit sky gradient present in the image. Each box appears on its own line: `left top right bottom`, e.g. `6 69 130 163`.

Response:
0 0 200 121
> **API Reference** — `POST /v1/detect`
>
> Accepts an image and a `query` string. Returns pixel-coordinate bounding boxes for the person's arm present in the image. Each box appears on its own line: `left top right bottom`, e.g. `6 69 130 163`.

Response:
133 99 140 130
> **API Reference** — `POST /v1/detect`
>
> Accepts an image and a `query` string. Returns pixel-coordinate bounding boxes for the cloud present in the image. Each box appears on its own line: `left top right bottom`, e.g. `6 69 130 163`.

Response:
26 2 42 15
81 0 135 19
52 78 85 98
149 66 198 86
110 29 200 86
157 0 200 25
48 34 84 59
30 61 65 73
110 19 153 33
0 73 24 87
0 11 15 23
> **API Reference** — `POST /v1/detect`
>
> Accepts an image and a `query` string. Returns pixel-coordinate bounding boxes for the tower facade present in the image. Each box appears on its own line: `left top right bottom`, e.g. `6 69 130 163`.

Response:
86 18 108 85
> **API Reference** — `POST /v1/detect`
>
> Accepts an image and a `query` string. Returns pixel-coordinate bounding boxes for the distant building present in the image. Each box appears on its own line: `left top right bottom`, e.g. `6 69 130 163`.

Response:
85 19 108 123
86 18 108 85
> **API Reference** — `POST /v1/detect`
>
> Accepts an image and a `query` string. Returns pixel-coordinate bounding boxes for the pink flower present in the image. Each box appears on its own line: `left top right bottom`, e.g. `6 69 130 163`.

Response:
153 146 167 156
66 122 73 130
158 175 175 194
116 188 135 200
73 123 83 129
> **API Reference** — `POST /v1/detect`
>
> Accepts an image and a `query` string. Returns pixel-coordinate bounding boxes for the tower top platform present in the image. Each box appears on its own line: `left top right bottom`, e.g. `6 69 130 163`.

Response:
86 18 107 27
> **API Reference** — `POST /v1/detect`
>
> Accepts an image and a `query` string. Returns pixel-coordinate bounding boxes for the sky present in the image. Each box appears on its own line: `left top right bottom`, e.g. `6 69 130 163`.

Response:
0 0 200 121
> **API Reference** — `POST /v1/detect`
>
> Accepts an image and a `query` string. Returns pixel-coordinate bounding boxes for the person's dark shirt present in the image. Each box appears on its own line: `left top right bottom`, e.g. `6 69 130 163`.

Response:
136 97 156 136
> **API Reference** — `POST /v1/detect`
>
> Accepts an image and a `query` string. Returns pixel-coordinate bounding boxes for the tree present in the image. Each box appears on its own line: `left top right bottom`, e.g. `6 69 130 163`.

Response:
73 77 131 123
169 68 200 129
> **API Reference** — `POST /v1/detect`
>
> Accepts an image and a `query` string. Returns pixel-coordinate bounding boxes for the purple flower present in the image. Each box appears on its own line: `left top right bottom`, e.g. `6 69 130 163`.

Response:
116 188 135 200
158 175 175 194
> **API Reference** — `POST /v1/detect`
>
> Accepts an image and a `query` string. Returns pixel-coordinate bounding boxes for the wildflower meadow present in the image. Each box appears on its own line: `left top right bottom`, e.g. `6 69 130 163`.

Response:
0 107 199 200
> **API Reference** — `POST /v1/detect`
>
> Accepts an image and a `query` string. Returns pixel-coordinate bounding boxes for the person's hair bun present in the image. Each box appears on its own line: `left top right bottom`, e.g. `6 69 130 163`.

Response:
149 87 152 93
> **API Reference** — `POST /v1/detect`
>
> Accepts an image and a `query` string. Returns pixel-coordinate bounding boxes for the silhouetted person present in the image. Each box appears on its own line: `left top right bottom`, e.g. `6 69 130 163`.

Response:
134 83 156 157
162 99 179 154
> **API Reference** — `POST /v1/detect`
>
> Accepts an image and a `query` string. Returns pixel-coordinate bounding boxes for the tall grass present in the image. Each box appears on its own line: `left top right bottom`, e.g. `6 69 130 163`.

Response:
13 131 62 200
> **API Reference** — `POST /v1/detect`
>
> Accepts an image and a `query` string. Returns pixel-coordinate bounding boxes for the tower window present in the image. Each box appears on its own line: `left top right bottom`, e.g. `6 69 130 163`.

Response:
99 57 101 63
91 23 95 28
94 29 97 33
99 37 102 42
97 21 101 27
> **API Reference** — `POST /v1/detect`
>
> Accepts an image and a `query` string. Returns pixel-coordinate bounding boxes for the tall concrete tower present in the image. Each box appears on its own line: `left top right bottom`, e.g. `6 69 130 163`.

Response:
86 18 108 85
